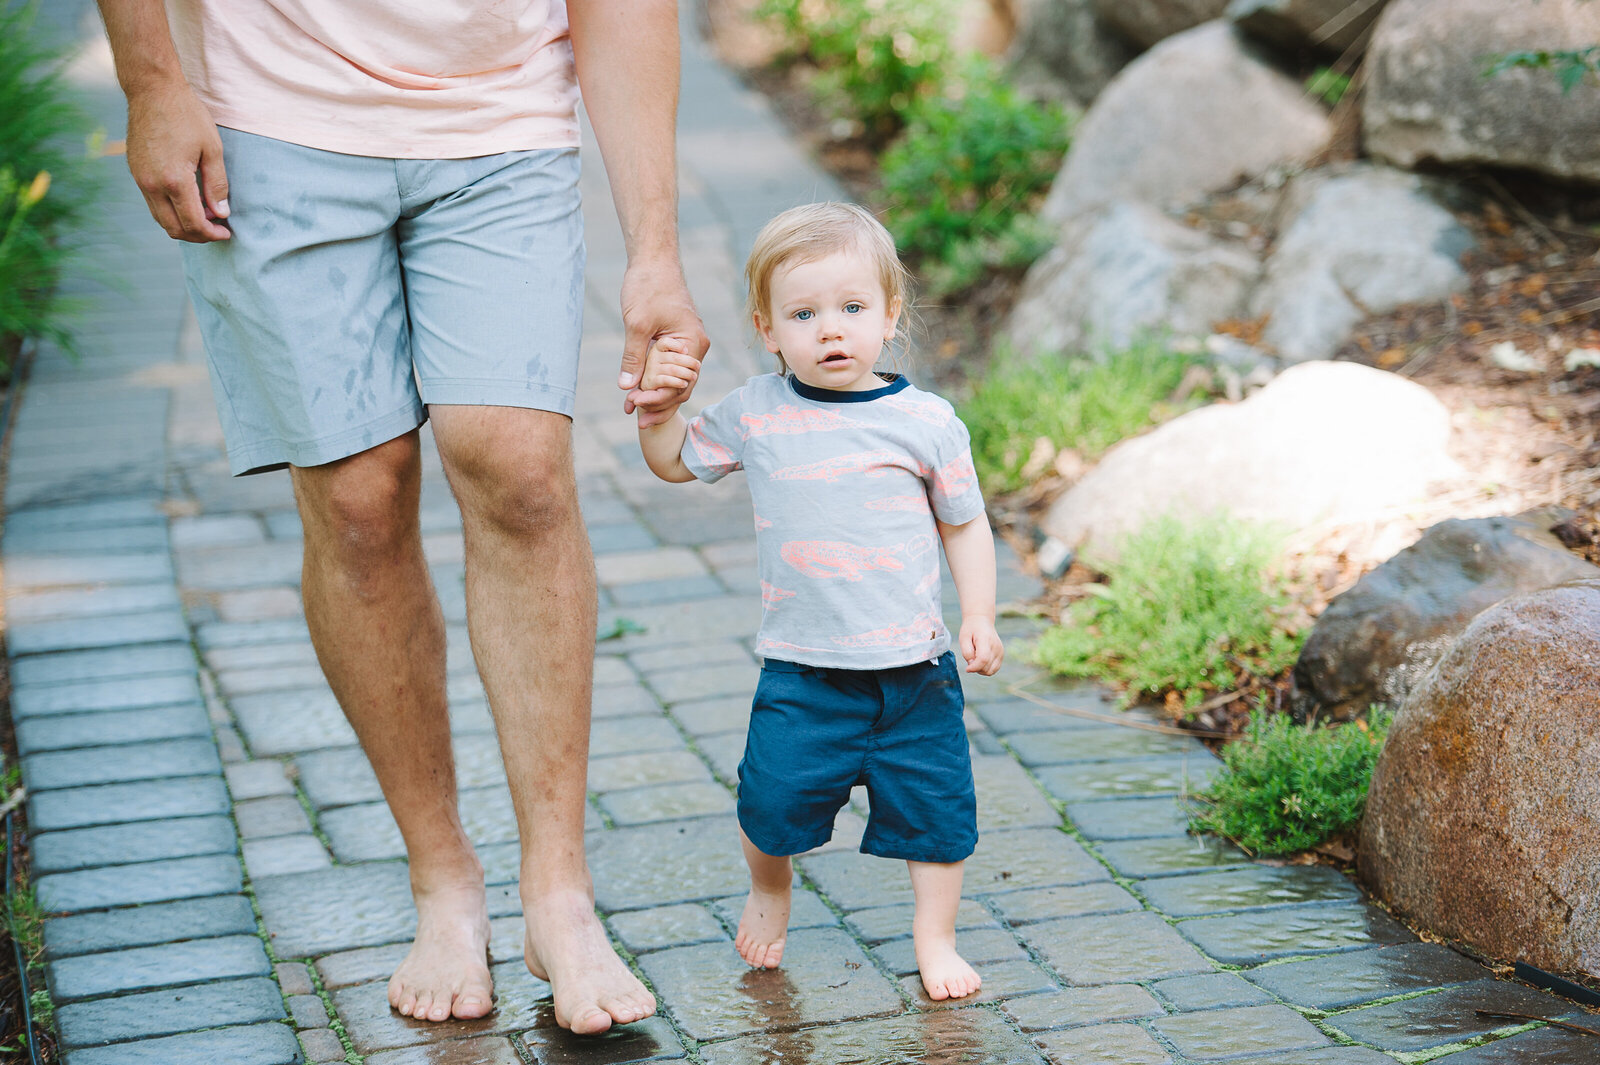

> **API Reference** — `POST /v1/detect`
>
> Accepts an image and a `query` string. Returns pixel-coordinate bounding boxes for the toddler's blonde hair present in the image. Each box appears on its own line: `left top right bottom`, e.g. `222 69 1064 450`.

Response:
745 202 914 374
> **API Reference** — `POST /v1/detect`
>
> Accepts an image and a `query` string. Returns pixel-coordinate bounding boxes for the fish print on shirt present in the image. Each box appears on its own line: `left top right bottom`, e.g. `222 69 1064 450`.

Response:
781 540 906 581
831 611 943 649
864 494 932 514
754 513 774 530
933 454 978 499
912 567 939 597
740 404 860 438
780 534 935 580
760 580 796 612
770 449 912 483
687 421 738 473
880 393 954 428
902 533 937 559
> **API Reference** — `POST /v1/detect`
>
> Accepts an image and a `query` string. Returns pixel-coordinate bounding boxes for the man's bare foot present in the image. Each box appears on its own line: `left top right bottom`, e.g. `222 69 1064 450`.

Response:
914 931 982 1001
524 889 655 1034
388 881 494 1022
734 883 791 968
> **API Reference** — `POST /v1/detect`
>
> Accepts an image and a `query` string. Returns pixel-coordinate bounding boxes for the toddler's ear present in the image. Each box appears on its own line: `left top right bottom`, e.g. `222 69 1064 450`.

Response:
754 312 782 355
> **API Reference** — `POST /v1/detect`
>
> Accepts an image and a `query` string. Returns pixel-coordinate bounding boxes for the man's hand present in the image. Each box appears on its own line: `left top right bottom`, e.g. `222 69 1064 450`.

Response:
959 617 1005 676
618 257 709 427
126 79 231 243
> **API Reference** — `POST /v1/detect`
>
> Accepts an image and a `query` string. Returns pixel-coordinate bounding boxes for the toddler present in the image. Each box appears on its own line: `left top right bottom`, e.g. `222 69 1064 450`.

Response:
637 202 1002 1001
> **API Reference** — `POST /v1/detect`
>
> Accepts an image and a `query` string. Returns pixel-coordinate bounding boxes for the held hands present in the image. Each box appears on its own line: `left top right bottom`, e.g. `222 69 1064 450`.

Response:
959 617 1004 676
618 257 709 428
636 334 700 412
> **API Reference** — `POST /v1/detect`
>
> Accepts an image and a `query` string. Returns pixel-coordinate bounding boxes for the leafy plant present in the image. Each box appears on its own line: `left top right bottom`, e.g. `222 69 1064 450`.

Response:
1031 514 1305 710
0 1 99 360
1486 46 1600 93
758 0 953 142
960 340 1202 495
1189 707 1392 856
1305 65 1351 106
879 60 1072 288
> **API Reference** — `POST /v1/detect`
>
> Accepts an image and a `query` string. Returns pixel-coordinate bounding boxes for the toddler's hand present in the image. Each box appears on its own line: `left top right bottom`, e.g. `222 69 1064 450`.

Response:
959 617 1004 676
638 334 700 396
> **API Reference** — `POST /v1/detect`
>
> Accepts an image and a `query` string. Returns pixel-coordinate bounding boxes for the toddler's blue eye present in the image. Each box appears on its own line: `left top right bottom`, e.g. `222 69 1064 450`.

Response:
845 302 863 313
795 309 813 321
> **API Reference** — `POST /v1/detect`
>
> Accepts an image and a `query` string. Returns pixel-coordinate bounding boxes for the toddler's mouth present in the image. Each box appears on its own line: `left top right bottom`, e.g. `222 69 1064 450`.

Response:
822 352 849 363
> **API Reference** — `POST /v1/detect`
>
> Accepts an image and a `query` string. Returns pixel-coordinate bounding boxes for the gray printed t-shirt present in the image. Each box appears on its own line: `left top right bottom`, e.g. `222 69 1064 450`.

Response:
681 372 986 669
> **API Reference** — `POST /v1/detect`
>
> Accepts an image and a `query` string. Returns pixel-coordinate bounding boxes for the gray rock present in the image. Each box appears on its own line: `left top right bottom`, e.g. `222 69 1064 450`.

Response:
1007 200 1260 359
1360 580 1600 976
1093 0 1230 47
1041 22 1330 227
1294 513 1600 720
1254 166 1473 363
1227 0 1390 52
1008 0 1136 106
1364 0 1600 184
1042 362 1460 556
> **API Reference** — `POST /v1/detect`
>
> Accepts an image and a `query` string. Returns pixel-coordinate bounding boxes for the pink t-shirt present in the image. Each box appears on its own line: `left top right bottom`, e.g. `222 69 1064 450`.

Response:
168 0 581 159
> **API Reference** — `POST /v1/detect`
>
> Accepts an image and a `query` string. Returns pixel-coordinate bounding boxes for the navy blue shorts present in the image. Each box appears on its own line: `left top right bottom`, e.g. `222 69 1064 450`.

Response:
736 651 978 864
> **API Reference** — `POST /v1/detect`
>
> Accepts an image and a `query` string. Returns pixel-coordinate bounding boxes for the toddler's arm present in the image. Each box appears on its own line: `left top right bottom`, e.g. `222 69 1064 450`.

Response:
639 410 696 483
937 516 1004 675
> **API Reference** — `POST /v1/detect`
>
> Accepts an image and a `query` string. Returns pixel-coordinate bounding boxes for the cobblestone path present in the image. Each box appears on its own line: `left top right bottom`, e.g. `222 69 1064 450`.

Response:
6 5 1595 1064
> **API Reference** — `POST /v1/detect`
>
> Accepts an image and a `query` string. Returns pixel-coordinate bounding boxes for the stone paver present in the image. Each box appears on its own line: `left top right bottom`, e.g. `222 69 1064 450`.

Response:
8 4 1541 1061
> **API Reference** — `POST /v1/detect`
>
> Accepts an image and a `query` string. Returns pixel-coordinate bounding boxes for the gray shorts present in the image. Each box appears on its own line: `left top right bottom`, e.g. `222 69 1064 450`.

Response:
182 127 585 476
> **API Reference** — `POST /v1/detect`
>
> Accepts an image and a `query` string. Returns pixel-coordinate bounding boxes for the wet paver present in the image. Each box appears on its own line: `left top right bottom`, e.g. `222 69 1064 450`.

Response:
638 929 900 1042
9 5 1566 1063
1324 979 1581 1054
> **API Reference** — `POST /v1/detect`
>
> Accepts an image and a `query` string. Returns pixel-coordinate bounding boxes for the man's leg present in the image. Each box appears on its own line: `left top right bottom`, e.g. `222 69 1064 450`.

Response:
289 432 493 1022
429 404 654 1035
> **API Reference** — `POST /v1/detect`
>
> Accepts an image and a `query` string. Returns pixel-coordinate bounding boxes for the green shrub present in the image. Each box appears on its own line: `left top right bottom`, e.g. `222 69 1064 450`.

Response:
1189 708 1392 856
1032 514 1305 710
758 0 952 141
1487 46 1600 93
0 1 98 358
961 340 1202 495
879 61 1071 284
1304 65 1351 106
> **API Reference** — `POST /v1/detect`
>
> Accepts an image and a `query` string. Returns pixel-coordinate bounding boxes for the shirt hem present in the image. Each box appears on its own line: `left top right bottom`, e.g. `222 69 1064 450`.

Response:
755 638 953 672
210 113 582 161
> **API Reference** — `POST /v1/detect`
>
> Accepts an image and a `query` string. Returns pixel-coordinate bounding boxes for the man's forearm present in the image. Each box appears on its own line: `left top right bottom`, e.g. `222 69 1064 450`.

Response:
96 0 188 96
568 0 681 262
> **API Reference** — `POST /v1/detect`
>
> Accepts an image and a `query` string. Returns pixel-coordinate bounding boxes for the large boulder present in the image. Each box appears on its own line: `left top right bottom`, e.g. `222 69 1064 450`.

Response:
1253 165 1473 363
1360 580 1600 977
1008 0 1137 106
1041 361 1460 555
1364 0 1600 184
1226 0 1390 52
1092 0 1230 47
1006 200 1260 359
1040 22 1331 228
1294 513 1600 721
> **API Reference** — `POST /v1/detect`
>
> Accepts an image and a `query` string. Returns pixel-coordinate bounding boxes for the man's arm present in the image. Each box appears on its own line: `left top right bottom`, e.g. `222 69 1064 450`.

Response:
96 0 231 242
937 516 1004 675
568 0 709 422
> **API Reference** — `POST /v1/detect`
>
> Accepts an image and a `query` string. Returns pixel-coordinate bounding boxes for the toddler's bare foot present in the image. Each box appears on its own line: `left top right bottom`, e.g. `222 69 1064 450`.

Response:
734 883 791 968
388 881 494 1022
914 931 982 1001
524 888 655 1034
